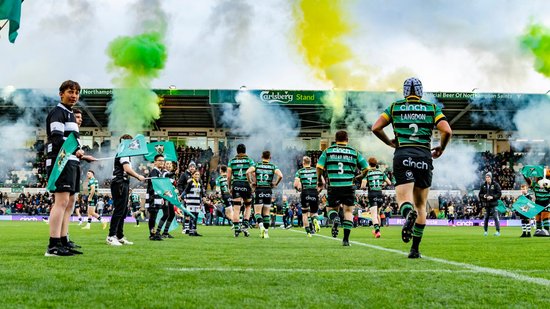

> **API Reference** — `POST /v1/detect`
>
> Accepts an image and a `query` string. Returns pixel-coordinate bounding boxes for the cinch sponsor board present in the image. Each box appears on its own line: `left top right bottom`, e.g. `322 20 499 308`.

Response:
388 218 521 227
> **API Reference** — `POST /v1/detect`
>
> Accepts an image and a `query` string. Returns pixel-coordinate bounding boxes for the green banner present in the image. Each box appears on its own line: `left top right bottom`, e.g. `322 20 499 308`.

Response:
10 187 24 193
145 141 178 162
80 88 209 97
116 134 148 158
210 90 327 105
46 133 79 192
0 0 22 43
151 177 195 218
496 200 508 214
521 165 545 179
512 195 545 218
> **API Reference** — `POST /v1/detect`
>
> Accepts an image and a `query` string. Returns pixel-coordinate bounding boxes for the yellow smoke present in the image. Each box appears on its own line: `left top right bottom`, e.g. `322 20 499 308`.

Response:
293 0 411 123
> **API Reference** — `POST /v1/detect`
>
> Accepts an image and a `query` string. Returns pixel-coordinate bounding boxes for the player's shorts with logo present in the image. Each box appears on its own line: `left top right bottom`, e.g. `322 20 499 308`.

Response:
301 189 319 213
232 181 252 200
327 186 355 207
393 148 433 188
368 191 384 208
88 195 97 207
132 202 140 212
221 193 233 208
254 187 272 205
46 159 79 194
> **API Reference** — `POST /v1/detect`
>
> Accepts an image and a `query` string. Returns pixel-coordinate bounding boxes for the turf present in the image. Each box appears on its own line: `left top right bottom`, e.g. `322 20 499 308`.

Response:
0 221 549 308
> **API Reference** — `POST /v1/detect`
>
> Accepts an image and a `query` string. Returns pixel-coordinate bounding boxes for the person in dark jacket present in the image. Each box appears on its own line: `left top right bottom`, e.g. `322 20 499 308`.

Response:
479 172 502 236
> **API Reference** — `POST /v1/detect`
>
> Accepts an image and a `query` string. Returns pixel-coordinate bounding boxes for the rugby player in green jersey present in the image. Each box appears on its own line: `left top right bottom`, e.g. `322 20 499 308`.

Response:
247 151 283 239
372 77 452 258
215 165 234 226
227 144 255 237
316 130 369 246
82 170 106 230
358 157 391 238
294 156 321 237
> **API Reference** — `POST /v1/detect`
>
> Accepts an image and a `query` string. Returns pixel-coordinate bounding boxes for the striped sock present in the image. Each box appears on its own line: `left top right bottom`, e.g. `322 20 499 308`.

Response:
328 210 339 222
411 223 426 251
263 216 270 230
242 219 249 229
400 202 414 217
374 224 380 233
305 226 311 233
254 214 263 225
343 220 353 241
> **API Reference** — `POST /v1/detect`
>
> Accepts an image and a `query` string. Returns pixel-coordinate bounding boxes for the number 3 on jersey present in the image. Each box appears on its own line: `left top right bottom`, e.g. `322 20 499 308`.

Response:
338 162 344 174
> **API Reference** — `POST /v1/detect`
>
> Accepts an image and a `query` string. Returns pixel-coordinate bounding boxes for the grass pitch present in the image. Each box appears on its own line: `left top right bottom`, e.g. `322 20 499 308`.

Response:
0 221 549 308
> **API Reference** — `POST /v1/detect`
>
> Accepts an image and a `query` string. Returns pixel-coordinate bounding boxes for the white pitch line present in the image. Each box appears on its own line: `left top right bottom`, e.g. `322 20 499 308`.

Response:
167 267 481 273
288 229 550 288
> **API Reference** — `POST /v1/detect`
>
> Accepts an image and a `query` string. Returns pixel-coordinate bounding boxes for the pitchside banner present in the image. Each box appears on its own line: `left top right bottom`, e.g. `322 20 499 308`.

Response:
389 218 521 227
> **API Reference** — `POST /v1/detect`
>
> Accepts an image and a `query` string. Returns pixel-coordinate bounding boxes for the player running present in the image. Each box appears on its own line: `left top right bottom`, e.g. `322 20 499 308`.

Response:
82 170 107 230
247 151 283 239
316 130 369 246
294 156 321 237
358 157 391 238
227 144 255 237
372 77 452 258
216 165 234 226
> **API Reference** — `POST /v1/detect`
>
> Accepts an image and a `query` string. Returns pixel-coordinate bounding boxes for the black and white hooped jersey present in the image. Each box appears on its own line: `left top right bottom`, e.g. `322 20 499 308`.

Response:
45 103 81 167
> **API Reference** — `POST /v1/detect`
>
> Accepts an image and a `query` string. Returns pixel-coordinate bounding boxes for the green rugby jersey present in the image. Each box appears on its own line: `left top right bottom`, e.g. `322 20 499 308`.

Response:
215 175 230 194
366 168 385 191
316 143 368 188
87 177 98 198
381 96 446 149
531 182 550 204
131 193 140 204
228 154 255 183
295 167 317 190
254 160 278 187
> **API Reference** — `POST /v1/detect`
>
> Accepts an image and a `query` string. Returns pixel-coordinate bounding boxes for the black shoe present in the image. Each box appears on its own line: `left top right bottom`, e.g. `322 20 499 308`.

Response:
65 246 83 255
408 249 422 259
242 229 249 237
520 232 528 238
189 232 202 237
527 232 531 237
331 219 340 238
402 210 417 243
66 240 82 249
45 245 74 257
149 234 163 241
162 233 174 239
342 240 350 246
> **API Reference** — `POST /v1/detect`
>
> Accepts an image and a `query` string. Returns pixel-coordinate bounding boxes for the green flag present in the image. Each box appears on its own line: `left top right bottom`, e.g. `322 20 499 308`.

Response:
521 165 545 179
116 134 148 158
155 209 180 232
496 200 508 214
0 0 22 43
145 141 178 162
512 195 545 218
151 177 195 218
46 133 79 192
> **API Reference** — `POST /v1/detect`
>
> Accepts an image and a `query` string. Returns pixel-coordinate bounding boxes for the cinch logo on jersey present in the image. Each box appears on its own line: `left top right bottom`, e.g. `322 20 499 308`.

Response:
228 155 255 182
260 91 293 104
305 195 317 201
381 97 446 149
402 157 429 170
296 167 317 190
317 144 368 188
399 104 428 112
255 161 278 187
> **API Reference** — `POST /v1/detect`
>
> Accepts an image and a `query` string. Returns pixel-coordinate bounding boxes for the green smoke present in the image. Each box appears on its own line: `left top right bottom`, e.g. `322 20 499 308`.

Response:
106 31 167 135
521 23 550 78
